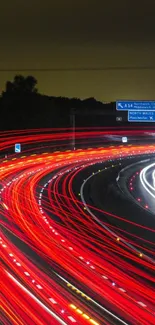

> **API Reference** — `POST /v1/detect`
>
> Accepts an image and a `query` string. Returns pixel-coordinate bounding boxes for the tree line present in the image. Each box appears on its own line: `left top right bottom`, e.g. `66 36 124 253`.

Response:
0 75 116 130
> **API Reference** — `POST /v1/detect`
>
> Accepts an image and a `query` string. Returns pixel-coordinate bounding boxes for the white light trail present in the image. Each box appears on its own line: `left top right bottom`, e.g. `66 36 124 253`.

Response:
80 168 155 264
56 273 130 325
6 271 68 325
140 162 155 199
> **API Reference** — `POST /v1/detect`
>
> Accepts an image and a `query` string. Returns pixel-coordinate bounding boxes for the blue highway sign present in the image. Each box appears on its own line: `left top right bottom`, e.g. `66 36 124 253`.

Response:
15 143 21 153
128 111 155 122
116 100 155 111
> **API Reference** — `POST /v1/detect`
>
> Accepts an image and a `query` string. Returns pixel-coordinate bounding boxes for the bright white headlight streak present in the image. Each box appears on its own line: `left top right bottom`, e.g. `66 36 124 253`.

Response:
140 163 155 199
6 271 68 325
80 168 155 264
152 170 155 189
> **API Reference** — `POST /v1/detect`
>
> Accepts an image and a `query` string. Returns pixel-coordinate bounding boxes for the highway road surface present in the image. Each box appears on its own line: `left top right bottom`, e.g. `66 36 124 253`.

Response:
1 128 155 325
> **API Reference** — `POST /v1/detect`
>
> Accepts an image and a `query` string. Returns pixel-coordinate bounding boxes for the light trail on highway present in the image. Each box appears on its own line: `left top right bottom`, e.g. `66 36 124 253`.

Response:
140 162 155 199
0 128 155 325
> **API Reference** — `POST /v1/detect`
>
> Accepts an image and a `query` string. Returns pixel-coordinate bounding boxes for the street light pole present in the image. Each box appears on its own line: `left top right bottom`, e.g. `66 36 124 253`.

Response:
70 108 76 150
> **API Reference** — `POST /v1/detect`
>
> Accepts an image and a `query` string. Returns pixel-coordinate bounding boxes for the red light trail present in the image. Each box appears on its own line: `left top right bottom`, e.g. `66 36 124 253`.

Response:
0 128 155 325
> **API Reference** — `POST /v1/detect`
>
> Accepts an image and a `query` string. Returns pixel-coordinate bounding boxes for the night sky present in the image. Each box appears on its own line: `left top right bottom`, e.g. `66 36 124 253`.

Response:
0 1 155 101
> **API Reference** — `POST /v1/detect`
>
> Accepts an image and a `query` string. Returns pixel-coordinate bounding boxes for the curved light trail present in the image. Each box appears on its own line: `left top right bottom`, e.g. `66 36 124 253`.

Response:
153 170 155 189
0 128 155 325
140 163 155 199
80 169 155 265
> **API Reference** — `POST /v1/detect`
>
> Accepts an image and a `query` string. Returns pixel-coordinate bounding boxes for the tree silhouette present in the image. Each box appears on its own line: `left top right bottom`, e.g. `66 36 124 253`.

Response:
2 75 38 97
